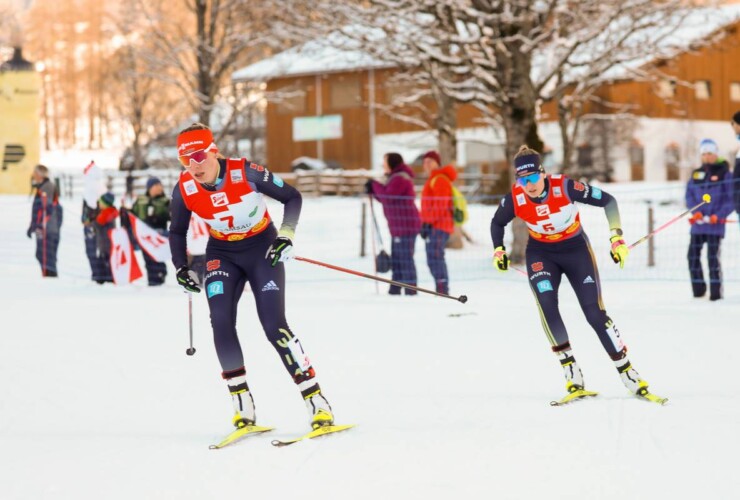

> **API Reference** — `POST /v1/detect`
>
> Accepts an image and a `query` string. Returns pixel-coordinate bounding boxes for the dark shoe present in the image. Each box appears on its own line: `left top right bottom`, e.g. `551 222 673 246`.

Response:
404 288 417 296
692 282 707 298
388 285 401 295
709 283 722 301
45 270 58 277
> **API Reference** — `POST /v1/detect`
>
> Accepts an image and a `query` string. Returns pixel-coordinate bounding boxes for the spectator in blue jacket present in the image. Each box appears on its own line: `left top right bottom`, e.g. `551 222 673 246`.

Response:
685 138 734 300
26 165 63 277
365 152 421 295
731 111 740 216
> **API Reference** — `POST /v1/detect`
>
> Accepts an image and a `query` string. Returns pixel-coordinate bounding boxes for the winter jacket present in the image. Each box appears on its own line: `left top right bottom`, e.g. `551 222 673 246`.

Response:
733 146 740 214
685 160 733 237
369 163 421 237
131 193 170 230
420 164 458 234
29 179 63 236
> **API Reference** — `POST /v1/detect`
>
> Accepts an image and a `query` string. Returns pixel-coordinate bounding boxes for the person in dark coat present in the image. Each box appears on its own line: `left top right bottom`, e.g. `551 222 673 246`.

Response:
92 192 118 284
366 153 421 295
131 177 170 285
26 164 63 277
731 111 740 217
686 138 734 301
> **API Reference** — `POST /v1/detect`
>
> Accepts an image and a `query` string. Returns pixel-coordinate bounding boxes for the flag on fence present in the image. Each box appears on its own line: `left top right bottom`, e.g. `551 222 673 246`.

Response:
128 212 172 263
187 213 208 256
109 227 143 285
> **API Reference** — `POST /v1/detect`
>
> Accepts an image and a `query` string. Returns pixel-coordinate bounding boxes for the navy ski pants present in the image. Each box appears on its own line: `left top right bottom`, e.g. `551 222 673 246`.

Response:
687 233 722 299
425 228 449 294
525 236 625 357
203 226 311 379
389 235 417 294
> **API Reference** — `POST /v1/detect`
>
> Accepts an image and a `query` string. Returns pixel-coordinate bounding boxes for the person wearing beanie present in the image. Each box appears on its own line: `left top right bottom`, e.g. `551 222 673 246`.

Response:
366 152 421 295
731 112 740 217
26 164 63 277
490 144 665 405
686 138 733 301
168 122 340 438
92 192 118 284
131 177 170 285
419 150 456 294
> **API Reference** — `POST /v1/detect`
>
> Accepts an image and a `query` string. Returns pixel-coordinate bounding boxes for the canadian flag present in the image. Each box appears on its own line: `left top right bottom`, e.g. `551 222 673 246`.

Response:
109 227 143 285
187 214 209 256
128 213 172 263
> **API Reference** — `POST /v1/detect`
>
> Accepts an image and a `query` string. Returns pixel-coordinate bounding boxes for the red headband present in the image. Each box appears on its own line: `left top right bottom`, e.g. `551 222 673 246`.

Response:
177 129 216 156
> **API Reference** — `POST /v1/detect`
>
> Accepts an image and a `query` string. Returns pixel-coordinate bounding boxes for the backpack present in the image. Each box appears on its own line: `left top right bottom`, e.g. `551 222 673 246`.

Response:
431 175 468 226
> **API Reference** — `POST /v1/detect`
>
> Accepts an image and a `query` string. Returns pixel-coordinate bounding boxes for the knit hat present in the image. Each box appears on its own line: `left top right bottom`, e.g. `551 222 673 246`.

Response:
699 138 719 155
732 111 740 125
514 154 543 176
99 192 115 207
423 150 441 166
146 177 162 192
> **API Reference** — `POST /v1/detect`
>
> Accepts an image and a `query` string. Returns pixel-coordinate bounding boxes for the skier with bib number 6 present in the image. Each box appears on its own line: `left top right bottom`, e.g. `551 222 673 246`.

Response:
168 123 335 437
489 145 665 405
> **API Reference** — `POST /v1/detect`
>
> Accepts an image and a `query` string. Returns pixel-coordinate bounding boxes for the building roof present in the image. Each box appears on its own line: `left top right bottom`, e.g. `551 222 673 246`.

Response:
232 30 392 82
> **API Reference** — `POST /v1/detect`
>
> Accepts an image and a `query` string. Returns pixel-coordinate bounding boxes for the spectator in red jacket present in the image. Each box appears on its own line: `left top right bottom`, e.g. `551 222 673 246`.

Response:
92 192 118 284
419 150 457 294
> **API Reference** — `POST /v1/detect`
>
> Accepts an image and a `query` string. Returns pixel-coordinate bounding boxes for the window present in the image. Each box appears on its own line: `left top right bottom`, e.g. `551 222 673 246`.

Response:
330 74 362 110
731 82 740 102
694 80 711 100
656 79 676 99
274 83 306 115
665 143 680 181
629 141 644 181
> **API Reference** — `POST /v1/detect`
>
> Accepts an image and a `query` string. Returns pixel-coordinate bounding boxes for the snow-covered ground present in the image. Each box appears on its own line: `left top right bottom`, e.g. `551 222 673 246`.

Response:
1 193 739 500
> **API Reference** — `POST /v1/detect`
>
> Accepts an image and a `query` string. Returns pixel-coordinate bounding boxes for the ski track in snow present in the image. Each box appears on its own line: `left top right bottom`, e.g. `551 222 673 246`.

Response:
1 194 739 500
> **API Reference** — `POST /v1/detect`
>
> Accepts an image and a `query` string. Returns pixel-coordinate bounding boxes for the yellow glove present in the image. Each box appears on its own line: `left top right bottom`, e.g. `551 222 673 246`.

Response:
493 246 509 272
609 235 629 269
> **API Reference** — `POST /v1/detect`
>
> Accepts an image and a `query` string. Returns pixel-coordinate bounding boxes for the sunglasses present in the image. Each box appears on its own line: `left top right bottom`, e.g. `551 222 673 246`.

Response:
178 143 216 167
517 172 541 186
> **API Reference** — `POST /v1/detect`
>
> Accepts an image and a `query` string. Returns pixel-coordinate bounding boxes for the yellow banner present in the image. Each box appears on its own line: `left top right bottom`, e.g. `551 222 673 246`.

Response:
0 67 41 195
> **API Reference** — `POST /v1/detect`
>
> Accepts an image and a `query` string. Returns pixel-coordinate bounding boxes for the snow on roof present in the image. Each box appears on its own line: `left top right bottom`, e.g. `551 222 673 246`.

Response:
232 30 393 82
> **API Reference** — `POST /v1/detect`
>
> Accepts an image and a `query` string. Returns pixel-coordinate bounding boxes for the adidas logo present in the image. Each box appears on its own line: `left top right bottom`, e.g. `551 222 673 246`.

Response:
261 280 280 292
583 275 595 284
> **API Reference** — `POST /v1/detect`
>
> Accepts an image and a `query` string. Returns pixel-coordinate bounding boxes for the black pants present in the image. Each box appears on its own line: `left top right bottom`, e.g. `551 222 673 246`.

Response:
204 226 314 379
687 233 722 299
35 230 60 275
526 236 625 357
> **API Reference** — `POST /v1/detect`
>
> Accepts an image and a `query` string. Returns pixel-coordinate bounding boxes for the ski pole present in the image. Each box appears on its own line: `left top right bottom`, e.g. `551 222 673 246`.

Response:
296 256 468 303
367 196 380 294
186 292 196 356
628 194 710 250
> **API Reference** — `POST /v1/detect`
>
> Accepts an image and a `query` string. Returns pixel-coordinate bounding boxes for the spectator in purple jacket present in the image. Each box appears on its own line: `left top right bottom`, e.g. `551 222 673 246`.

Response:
365 153 421 295
685 138 734 301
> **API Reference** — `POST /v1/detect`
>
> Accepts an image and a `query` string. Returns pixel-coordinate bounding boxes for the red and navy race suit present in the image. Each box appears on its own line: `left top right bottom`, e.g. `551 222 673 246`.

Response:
169 158 318 395
490 174 627 358
28 178 63 276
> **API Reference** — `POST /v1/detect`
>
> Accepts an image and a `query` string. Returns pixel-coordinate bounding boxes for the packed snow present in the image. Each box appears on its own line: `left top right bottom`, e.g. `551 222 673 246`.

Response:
1 190 738 500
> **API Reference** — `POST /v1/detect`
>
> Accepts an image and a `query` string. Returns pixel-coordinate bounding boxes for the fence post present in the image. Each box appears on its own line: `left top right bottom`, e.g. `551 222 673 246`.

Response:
647 203 655 267
360 201 367 257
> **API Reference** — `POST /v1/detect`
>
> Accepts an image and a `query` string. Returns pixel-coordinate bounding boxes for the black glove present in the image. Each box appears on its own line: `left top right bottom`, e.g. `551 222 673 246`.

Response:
266 236 294 267
364 179 374 194
420 223 432 240
26 227 33 239
176 266 201 293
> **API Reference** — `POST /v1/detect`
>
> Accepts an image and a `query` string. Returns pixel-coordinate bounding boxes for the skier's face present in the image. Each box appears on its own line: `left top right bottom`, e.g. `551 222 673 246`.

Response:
183 150 220 184
517 172 545 197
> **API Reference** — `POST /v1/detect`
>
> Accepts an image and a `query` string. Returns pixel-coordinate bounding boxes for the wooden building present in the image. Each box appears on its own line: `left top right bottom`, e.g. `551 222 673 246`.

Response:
233 8 740 181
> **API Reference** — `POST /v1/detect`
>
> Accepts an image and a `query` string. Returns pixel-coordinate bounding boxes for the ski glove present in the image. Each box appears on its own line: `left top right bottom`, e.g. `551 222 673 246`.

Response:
420 223 432 240
493 246 509 272
176 265 201 293
689 211 703 225
609 235 629 269
26 226 33 239
708 214 719 224
266 236 294 267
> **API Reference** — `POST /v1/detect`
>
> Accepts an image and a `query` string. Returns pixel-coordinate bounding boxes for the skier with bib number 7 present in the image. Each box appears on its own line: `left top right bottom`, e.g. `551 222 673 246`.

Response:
489 145 665 405
168 123 337 443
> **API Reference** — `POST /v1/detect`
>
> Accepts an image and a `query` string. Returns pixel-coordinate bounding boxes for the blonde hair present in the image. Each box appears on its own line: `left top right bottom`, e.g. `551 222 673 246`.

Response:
513 145 540 160
179 122 210 135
